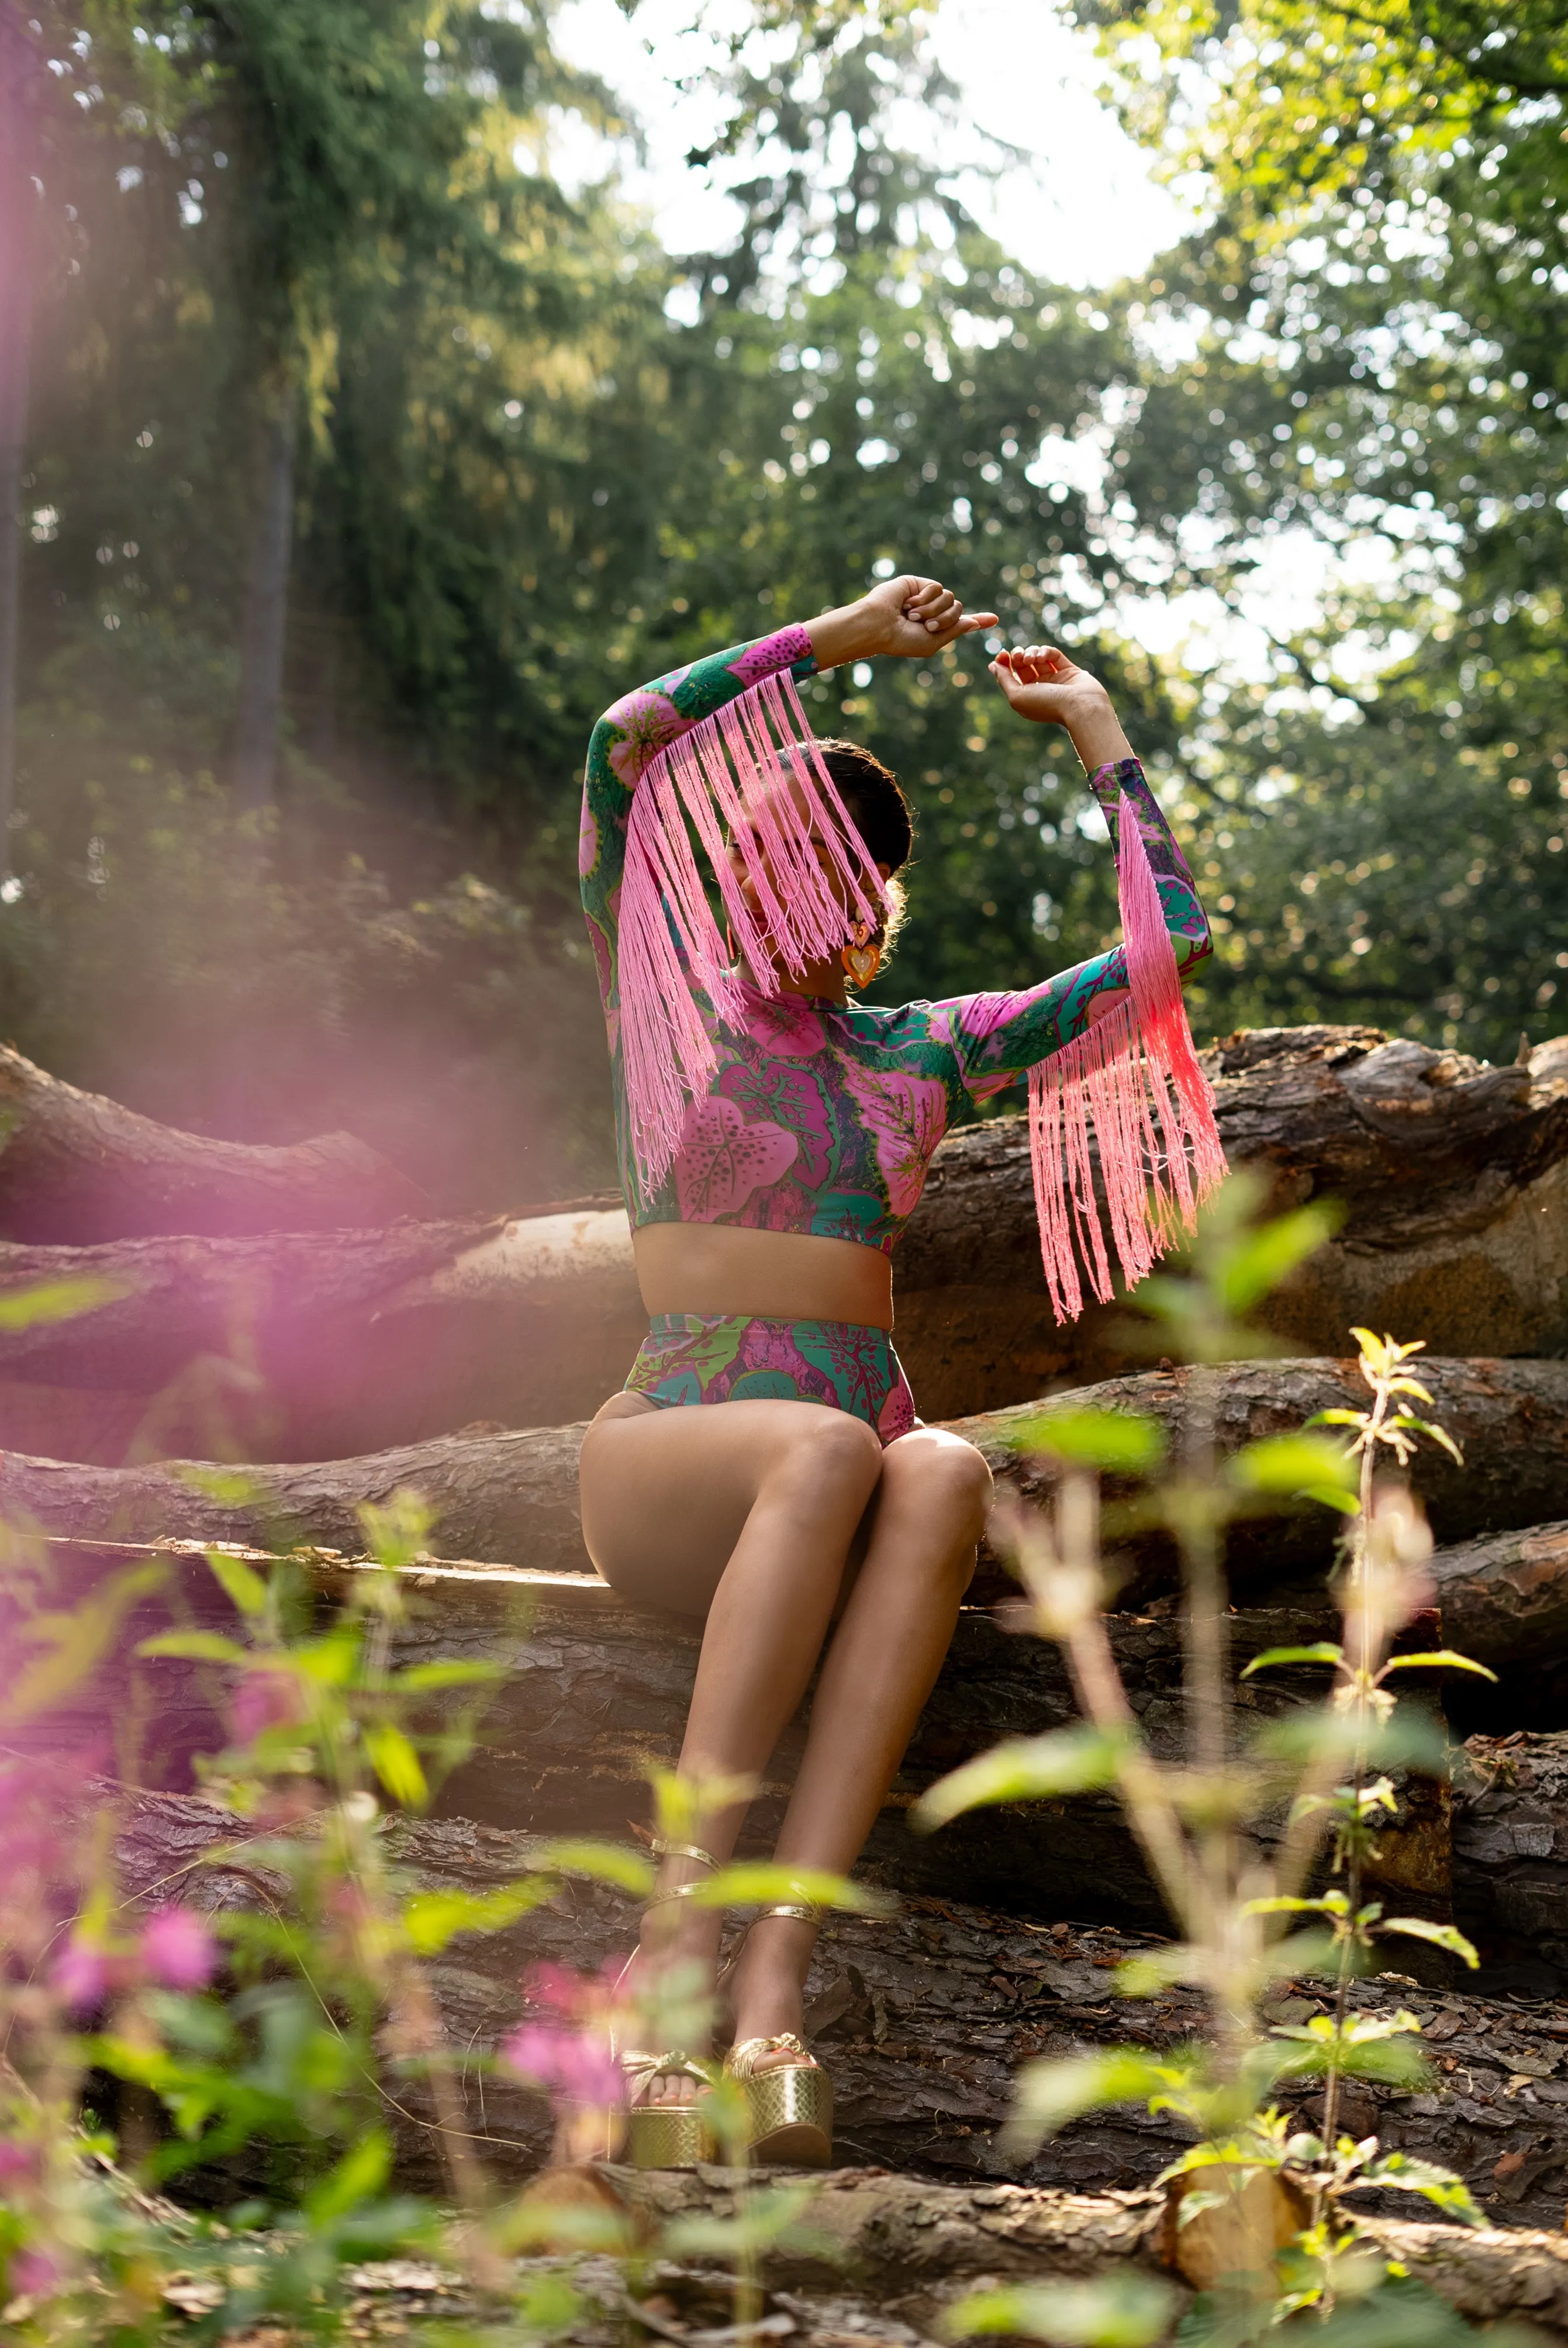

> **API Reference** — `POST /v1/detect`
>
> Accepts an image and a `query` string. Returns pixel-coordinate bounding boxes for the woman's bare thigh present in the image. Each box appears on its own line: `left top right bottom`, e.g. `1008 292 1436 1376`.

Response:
578 1393 882 1618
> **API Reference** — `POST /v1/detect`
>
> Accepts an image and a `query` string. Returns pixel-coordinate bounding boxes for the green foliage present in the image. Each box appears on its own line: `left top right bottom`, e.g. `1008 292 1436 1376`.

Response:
945 2273 1177 2346
916 1190 1491 2326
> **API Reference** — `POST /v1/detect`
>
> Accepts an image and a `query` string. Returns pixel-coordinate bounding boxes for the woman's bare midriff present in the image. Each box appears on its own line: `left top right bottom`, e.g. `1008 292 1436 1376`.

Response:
632 1221 894 1330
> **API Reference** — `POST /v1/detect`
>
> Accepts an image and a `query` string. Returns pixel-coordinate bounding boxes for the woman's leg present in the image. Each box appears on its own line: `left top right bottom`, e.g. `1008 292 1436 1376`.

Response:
578 1404 990 2095
579 1393 886 2100
720 1426 992 2052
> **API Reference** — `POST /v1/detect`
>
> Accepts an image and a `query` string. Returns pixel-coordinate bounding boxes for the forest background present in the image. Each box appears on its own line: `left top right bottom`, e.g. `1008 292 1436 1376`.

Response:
0 0 1563 1213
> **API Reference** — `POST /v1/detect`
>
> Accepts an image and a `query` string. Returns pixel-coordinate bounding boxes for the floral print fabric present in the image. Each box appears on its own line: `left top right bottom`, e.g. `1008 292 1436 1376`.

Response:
624 1313 917 1445
581 627 1211 1256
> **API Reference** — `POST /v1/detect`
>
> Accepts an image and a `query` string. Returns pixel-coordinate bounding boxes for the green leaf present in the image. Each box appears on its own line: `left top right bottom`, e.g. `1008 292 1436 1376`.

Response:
173 1464 263 1507
1387 1415 1465 1466
401 1880 558 1954
944 2275 1176 2347
661 2183 824 2256
1245 1892 1349 1918
134 1629 251 1664
526 1838 655 1895
1003 1407 1165 1472
363 1723 429 1810
1253 1709 1449 1775
303 2131 391 2223
1353 2152 1488 2227
1228 1432 1357 1502
2 1561 168 1728
1214 1201 1343 1313
1003 2049 1186 2155
206 1549 269 1618
1381 1651 1498 1682
696 1862 896 1915
1380 1918 1480 1969
1240 1642 1346 1679
913 1725 1129 1832
392 1659 505 1693
0 1274 134 1331
1306 1409 1369 1428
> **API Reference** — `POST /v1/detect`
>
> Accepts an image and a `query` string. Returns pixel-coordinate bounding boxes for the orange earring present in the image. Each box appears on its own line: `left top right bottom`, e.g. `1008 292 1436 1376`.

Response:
841 921 882 989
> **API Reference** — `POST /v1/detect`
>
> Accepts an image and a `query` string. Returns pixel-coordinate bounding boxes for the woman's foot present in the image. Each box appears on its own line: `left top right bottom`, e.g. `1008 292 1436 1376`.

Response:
723 1908 821 2079
625 1851 726 2111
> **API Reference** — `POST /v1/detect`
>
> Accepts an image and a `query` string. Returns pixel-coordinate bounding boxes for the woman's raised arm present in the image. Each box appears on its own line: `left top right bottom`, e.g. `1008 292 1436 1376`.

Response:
930 644 1211 1100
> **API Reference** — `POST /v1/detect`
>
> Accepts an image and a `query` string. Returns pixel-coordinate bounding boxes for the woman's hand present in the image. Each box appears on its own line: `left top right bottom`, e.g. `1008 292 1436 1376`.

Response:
990 644 1133 772
807 575 998 671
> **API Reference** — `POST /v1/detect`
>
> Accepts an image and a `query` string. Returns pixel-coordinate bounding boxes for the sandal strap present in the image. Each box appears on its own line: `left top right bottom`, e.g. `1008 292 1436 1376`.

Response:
727 2032 814 2081
752 1901 820 1924
644 1878 714 1911
622 2047 714 2099
649 1838 721 1869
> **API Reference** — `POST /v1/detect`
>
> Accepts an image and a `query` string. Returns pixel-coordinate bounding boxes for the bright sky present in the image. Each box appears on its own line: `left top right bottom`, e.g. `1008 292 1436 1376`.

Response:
547 0 1407 696
549 0 1187 288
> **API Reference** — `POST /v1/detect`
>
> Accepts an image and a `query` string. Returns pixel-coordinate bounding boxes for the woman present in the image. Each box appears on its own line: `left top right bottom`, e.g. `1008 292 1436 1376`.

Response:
577 572 1213 2164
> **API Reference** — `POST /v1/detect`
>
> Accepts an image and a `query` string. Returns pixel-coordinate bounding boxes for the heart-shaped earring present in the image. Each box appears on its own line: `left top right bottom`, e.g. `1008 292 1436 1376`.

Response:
841 922 882 989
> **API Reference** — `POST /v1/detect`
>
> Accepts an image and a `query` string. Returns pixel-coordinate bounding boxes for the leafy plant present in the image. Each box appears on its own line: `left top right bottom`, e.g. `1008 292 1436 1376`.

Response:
916 1180 1489 2335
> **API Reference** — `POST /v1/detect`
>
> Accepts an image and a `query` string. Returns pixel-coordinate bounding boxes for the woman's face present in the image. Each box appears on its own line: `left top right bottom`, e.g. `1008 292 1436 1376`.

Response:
725 815 892 941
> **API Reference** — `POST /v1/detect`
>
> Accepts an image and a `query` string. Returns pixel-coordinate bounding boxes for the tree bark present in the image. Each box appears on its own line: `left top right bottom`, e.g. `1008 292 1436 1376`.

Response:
98 1777 1568 2245
0 4 39 877
24 1538 1447 1933
0 1206 646 1462
0 1043 431 1241
9 1025 1567 1462
231 379 298 814
8 1358 1568 1601
1454 1732 1568 1998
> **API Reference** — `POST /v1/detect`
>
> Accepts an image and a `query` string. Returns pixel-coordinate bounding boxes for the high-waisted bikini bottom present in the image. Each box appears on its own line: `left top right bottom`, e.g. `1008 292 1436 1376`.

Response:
623 1313 917 1446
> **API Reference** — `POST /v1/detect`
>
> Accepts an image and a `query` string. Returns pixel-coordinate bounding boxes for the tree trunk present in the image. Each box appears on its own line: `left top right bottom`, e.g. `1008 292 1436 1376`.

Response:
232 378 298 814
8 1359 1568 1600
1454 1731 1568 1997
98 1777 1568 2242
1431 1525 1568 1736
0 1205 645 1462
0 4 39 877
0 1043 431 1241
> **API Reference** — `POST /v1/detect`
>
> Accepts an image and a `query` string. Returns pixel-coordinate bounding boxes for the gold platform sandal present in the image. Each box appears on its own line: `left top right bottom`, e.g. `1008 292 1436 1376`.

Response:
617 1839 724 2169
724 1904 834 2166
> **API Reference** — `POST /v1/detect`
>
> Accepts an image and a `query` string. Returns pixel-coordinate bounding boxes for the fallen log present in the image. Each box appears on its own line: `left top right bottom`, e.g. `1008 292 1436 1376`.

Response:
0 1044 433 1243
6 1358 1567 1604
101 1779 1568 2240
6 1027 1568 1460
1454 1732 1568 1997
35 1539 1447 1931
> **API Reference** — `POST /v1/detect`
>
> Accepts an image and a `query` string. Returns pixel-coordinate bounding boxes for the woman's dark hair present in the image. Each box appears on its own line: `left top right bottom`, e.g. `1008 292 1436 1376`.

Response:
817 740 914 875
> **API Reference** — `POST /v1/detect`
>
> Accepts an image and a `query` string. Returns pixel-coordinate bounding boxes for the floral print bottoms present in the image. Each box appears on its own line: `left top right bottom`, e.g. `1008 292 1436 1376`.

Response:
624 1312 917 1445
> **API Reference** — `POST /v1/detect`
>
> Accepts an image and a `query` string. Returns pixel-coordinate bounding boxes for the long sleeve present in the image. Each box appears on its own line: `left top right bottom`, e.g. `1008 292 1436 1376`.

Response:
579 626 818 1023
932 756 1211 1104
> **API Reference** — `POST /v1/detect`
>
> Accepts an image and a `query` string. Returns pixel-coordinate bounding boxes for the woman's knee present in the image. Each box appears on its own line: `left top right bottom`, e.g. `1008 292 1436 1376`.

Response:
882 1429 993 1547
762 1407 884 1514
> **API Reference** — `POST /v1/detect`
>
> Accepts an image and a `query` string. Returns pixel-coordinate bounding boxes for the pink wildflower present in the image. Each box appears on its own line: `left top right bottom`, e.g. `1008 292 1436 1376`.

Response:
10 2246 61 2299
140 1906 217 1991
51 1934 109 2012
502 2021 620 2109
232 1667 302 1744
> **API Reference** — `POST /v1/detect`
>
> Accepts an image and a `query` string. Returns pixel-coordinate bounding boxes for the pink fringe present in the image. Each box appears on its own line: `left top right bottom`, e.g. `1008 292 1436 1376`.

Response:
1026 792 1228 1323
619 669 886 1199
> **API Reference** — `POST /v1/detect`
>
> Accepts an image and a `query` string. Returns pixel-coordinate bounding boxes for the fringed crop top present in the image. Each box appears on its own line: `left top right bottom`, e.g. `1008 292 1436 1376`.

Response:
580 626 1211 1255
